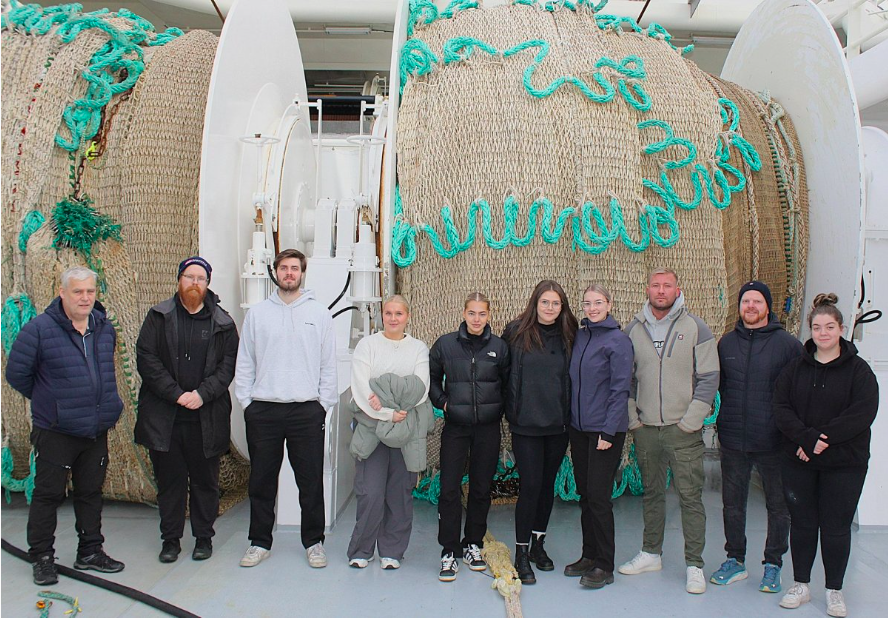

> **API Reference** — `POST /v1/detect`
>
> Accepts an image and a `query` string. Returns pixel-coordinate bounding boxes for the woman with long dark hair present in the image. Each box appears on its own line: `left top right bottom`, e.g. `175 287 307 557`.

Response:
565 283 633 589
503 280 579 584
773 294 878 617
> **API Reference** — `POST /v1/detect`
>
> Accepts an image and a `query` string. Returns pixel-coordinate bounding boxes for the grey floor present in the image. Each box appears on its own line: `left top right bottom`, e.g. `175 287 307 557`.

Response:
2 484 887 618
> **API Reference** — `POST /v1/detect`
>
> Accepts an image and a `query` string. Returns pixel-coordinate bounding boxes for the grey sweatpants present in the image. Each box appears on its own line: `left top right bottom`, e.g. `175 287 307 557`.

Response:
347 444 417 560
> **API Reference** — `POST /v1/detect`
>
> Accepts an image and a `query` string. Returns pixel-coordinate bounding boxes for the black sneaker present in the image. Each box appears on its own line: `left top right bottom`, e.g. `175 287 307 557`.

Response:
192 538 213 561
462 544 486 572
439 552 459 582
74 550 125 573
33 555 58 586
159 540 181 563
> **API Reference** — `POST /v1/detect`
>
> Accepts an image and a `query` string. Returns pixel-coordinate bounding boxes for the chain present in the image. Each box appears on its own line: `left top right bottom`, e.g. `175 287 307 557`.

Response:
86 81 132 162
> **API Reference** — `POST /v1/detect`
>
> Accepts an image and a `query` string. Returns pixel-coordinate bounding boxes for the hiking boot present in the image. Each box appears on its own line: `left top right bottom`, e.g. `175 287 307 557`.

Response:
826 589 847 617
158 540 181 563
74 549 125 573
529 534 554 571
779 582 811 609
564 557 595 577
618 550 662 575
580 567 614 589
759 563 782 593
439 552 459 582
33 555 58 586
463 544 486 571
710 558 747 585
515 545 536 585
192 538 212 561
239 545 270 567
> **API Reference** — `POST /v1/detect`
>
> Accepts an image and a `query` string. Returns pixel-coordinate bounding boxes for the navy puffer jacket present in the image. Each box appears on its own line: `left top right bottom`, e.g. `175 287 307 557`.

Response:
716 315 803 452
5 297 124 438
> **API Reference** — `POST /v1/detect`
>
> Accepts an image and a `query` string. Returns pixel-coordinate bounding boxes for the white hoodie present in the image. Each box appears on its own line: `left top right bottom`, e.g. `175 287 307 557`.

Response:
235 289 337 412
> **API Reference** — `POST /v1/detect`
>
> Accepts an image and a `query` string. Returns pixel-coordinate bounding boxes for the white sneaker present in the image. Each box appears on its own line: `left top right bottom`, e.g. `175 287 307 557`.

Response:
348 556 373 568
686 566 707 594
306 542 327 568
239 545 270 567
380 557 401 570
779 582 811 609
618 551 662 575
826 589 847 617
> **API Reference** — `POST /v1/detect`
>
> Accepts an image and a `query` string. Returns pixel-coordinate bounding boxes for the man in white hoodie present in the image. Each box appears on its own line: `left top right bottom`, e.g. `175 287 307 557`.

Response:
234 249 337 569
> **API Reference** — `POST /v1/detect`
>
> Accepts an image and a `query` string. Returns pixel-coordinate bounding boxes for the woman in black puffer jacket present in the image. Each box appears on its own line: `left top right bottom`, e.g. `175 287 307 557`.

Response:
429 292 510 582
773 294 879 617
502 280 578 585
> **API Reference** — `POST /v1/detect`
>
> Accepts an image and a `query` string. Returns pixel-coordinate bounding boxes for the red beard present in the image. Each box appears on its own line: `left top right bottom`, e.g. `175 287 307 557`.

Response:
179 284 206 312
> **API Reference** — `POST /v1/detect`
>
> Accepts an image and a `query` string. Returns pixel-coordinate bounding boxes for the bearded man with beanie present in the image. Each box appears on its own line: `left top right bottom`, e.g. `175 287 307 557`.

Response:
709 281 803 592
135 256 239 563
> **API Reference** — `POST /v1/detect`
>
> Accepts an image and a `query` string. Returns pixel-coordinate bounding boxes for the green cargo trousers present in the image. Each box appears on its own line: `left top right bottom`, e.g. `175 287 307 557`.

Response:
633 424 706 568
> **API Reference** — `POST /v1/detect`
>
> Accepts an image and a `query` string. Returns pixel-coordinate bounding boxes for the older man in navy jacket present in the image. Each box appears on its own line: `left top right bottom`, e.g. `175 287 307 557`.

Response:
6 266 126 586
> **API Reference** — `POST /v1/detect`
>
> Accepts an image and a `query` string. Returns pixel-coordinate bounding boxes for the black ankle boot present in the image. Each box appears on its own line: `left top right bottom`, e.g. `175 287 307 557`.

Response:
529 534 554 571
515 545 536 584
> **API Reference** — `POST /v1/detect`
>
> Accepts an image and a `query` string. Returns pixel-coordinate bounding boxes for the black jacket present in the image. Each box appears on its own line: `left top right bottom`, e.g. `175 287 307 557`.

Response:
773 338 879 468
134 291 239 458
5 298 123 438
429 323 510 425
716 316 804 452
502 320 571 436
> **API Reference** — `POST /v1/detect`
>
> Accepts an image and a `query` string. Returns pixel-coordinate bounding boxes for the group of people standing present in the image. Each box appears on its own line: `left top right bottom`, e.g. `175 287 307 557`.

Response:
6 252 878 618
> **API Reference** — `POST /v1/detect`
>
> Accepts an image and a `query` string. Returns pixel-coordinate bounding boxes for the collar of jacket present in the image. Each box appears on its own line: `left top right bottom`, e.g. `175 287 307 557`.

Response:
637 293 686 325
732 313 784 338
802 337 857 368
46 296 106 333
458 321 491 344
580 315 620 331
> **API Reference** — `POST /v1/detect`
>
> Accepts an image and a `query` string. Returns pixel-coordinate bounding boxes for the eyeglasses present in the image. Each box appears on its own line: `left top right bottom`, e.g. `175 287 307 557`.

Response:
182 274 208 284
581 300 607 308
539 300 562 309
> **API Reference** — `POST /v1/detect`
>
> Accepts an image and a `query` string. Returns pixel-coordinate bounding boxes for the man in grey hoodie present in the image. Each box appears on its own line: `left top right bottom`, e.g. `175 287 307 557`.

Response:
234 249 337 569
617 268 719 595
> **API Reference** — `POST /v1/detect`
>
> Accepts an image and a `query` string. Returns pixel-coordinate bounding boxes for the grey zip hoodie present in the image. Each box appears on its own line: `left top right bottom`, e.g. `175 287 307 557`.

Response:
234 289 337 412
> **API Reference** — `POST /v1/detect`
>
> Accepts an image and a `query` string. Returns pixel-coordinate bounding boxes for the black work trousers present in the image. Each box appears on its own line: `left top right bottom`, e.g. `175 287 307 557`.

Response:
569 427 625 572
512 431 569 544
27 428 108 560
149 421 221 542
781 458 868 590
246 400 326 550
437 420 501 556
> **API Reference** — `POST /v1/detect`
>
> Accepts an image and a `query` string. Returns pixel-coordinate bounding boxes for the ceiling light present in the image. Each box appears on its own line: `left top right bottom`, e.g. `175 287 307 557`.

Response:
324 27 372 36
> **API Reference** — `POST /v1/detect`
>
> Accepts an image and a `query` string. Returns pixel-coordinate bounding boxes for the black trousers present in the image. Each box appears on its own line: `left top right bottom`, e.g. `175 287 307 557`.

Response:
27 428 108 560
149 421 221 542
512 431 569 544
246 400 326 550
720 445 790 566
781 458 868 590
569 427 625 572
437 421 501 556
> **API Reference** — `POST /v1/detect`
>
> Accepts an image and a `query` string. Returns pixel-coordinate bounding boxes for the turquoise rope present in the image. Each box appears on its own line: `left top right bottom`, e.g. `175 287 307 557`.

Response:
704 391 720 426
406 0 438 36
1 446 36 504
1 293 38 356
18 210 46 252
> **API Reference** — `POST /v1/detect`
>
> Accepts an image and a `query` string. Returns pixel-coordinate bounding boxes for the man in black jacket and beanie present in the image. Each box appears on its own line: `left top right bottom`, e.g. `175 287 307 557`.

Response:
710 281 803 593
6 266 126 586
135 256 239 563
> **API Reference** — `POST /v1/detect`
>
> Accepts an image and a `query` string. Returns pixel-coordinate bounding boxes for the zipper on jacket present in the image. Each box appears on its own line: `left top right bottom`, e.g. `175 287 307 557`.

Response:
658 319 680 424
471 354 478 424
741 331 753 451
577 332 593 432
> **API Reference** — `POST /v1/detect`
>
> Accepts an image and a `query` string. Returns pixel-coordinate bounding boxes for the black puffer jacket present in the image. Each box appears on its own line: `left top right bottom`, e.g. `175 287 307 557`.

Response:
502 320 571 436
773 338 878 468
134 291 239 458
429 323 510 425
716 316 804 452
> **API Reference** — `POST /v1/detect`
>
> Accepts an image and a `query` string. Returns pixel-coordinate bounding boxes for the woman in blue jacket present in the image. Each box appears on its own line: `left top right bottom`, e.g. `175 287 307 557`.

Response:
565 283 633 589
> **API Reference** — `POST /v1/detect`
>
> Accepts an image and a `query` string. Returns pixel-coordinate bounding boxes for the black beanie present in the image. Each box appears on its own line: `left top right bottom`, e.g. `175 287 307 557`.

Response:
738 280 772 312
177 256 212 283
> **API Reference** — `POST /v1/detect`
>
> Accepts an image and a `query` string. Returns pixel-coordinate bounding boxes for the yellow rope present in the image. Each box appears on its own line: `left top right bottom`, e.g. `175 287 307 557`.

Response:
481 531 523 618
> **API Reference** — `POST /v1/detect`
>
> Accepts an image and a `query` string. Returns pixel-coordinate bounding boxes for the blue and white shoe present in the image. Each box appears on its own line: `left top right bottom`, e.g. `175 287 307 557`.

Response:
759 563 782 593
710 558 748 585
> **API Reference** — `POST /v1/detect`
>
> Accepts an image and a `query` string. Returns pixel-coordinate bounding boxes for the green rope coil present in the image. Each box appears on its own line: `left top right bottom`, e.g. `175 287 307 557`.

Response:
1 445 36 504
18 210 46 252
51 195 121 257
1 294 38 356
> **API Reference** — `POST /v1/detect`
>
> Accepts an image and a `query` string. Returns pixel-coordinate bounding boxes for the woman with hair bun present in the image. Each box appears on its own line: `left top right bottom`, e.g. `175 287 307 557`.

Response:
773 293 879 618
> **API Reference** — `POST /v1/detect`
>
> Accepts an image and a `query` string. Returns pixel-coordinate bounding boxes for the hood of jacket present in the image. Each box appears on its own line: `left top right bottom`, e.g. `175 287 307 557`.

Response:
801 337 858 370
639 292 686 326
45 296 108 333
580 315 621 331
